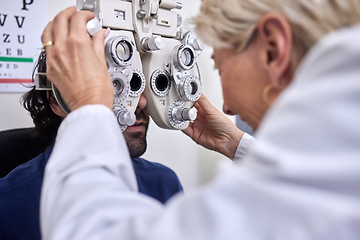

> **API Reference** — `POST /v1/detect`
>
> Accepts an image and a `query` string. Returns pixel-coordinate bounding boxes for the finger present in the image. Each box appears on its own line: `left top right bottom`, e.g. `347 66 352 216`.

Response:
69 10 95 40
41 20 54 45
197 93 222 115
52 6 78 46
195 94 213 112
196 93 210 107
92 28 108 65
41 21 56 79
193 102 205 117
182 125 194 138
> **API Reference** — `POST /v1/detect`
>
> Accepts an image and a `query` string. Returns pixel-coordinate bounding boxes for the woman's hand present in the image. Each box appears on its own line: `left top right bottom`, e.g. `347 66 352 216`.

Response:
41 6 113 111
182 94 244 159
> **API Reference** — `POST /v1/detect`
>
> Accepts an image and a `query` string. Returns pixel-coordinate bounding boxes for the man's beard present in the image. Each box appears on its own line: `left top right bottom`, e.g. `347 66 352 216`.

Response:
125 130 148 158
123 107 150 158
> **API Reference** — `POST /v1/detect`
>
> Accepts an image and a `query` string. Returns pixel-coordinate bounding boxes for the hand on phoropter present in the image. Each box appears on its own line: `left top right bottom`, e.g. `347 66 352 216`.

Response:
182 94 244 159
41 6 113 111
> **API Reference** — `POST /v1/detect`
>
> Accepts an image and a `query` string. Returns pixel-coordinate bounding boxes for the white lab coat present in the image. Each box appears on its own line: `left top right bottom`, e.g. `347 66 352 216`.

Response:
41 24 360 240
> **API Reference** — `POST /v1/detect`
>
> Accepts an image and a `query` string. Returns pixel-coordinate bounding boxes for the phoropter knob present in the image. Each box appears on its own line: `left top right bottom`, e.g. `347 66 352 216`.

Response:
181 107 197 121
117 111 136 126
142 36 165 52
172 106 197 122
76 0 96 11
86 18 102 36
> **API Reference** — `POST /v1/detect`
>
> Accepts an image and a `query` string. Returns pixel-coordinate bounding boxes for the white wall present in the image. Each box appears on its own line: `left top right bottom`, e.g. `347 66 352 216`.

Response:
0 0 234 190
0 92 34 129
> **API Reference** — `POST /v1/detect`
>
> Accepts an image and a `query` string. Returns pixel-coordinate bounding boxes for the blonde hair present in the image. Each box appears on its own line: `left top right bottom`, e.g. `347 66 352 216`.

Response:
193 0 360 66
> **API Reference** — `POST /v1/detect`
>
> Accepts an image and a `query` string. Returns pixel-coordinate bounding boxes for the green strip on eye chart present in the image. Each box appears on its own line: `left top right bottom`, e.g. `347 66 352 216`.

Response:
0 56 33 63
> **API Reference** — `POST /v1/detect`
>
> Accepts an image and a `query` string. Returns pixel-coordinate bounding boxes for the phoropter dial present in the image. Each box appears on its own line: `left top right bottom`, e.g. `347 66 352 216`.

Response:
105 36 135 67
113 105 136 132
172 44 196 70
111 72 130 104
178 75 202 102
151 69 172 97
168 101 197 129
129 69 146 97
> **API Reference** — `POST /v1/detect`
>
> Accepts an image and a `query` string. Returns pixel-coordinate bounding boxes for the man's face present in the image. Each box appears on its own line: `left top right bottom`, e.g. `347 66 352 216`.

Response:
123 95 149 158
50 91 150 159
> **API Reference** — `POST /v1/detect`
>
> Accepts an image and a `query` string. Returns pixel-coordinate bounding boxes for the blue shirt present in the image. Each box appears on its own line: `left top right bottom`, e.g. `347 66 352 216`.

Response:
0 143 183 240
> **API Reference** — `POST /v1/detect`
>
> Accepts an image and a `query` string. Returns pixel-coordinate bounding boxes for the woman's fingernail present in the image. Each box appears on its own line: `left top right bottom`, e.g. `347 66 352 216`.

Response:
104 28 111 38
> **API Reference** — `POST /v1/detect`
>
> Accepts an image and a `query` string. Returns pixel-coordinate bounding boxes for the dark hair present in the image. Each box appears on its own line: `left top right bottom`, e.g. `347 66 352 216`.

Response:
21 51 62 146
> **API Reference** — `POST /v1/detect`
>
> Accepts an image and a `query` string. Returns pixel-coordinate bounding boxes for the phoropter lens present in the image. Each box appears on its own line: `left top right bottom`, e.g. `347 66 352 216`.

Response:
181 48 194 67
155 74 169 91
113 79 125 96
130 72 142 92
151 69 171 96
189 81 198 95
173 44 196 70
129 69 145 97
116 40 133 62
178 75 202 102
106 36 135 67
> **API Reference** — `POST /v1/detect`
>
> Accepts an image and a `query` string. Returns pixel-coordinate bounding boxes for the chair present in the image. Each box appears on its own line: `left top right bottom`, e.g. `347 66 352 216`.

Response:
0 128 46 178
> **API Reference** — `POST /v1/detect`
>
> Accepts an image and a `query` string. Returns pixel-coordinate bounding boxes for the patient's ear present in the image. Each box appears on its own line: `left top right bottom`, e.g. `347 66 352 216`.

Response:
48 93 67 117
50 101 67 117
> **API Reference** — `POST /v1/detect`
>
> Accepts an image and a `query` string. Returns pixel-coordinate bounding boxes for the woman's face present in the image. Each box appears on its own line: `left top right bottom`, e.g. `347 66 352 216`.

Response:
212 43 269 130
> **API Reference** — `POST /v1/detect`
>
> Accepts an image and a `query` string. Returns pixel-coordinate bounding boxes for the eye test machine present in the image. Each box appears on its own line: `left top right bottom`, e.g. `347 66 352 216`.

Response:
36 0 203 131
